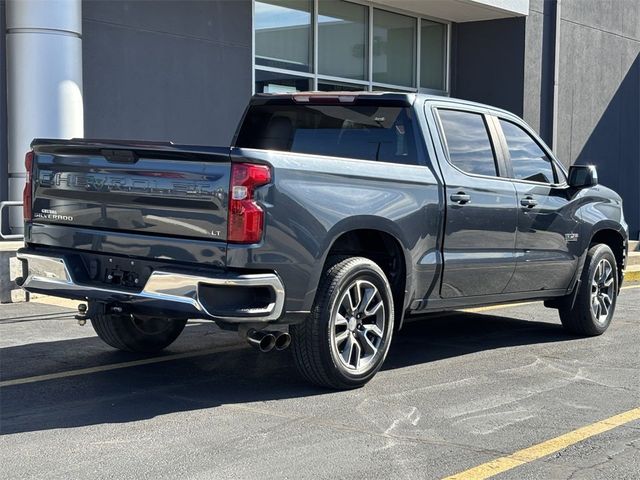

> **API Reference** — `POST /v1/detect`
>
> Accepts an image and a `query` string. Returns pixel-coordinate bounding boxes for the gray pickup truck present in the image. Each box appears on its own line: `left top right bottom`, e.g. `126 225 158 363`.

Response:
17 92 629 389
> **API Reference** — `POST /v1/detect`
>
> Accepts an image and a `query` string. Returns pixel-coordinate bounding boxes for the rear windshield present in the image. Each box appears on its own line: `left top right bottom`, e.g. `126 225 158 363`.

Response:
235 104 419 165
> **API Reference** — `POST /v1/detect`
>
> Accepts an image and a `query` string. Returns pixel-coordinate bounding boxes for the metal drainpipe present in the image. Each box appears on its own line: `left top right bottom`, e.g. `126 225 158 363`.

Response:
551 0 561 154
5 0 83 235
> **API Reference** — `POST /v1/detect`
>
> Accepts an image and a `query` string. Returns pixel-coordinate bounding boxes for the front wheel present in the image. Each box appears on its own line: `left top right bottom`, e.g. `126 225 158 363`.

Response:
90 303 187 353
291 257 395 389
559 244 618 336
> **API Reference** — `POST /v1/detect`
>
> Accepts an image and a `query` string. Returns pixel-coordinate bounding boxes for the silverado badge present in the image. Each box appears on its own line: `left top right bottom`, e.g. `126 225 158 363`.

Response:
565 233 579 242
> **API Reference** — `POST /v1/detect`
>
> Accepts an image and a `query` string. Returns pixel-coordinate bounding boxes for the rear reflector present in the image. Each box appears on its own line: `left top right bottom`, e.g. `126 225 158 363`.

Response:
228 163 271 244
23 151 34 221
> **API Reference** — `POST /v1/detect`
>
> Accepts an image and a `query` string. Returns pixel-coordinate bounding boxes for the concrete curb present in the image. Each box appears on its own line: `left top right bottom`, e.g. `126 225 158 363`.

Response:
624 268 640 283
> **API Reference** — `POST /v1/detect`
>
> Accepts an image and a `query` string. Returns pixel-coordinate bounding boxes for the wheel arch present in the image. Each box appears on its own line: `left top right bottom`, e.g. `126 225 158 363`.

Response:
305 218 413 329
589 226 627 288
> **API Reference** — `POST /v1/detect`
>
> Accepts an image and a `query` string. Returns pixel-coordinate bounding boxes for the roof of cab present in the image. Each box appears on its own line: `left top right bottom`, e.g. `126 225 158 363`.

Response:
250 91 517 118
251 91 416 107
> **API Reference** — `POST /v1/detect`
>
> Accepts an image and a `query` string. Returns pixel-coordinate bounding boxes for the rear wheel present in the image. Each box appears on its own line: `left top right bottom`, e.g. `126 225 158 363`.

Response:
291 257 394 389
90 303 187 353
559 244 618 336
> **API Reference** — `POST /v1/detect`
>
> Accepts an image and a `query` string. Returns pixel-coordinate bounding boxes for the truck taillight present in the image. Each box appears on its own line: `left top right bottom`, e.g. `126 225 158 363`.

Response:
23 151 34 221
228 163 271 244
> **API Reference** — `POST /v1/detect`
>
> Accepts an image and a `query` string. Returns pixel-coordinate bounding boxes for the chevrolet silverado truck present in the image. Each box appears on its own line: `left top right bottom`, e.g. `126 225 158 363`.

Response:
17 93 629 389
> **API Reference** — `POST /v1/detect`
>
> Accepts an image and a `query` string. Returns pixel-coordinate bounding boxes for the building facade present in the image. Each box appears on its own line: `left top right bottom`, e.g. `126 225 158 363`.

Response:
1 0 639 238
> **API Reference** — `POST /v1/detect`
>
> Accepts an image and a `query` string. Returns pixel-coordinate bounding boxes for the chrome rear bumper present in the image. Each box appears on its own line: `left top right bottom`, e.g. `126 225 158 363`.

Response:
17 252 285 323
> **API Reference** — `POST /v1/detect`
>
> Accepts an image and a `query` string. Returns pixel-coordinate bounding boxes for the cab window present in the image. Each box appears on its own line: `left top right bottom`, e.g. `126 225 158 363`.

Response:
437 109 498 177
499 119 556 184
235 104 419 165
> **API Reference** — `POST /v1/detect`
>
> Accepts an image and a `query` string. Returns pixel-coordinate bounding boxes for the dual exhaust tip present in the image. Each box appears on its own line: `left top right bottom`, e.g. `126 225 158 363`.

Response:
246 328 291 353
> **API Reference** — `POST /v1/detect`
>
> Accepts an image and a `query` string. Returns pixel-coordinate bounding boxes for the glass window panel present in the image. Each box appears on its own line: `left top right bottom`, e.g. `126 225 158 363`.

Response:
317 80 366 92
255 0 312 72
372 85 413 92
255 69 312 94
236 104 419 165
420 20 446 90
372 9 416 87
499 119 556 183
438 110 498 177
318 1 368 80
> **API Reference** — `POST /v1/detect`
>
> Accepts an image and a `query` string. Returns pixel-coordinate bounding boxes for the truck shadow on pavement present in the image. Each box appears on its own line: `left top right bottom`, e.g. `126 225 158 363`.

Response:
1 311 576 435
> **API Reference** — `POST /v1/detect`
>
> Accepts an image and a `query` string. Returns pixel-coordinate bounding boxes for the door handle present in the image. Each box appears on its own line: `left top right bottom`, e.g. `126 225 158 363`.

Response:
450 192 470 204
520 196 538 208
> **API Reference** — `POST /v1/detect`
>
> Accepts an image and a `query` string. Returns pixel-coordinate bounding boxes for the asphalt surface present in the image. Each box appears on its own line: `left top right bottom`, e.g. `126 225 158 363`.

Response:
0 288 638 480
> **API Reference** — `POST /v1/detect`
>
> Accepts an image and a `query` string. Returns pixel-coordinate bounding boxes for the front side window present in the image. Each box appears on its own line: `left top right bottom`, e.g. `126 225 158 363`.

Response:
499 119 556 184
236 104 419 164
438 109 498 177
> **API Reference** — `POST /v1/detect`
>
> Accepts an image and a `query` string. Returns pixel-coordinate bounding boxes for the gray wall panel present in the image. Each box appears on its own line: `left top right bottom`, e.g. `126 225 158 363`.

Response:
522 9 544 134
82 0 251 146
561 0 640 40
556 18 614 167
555 1 640 237
83 0 250 47
522 1 556 145
451 17 526 116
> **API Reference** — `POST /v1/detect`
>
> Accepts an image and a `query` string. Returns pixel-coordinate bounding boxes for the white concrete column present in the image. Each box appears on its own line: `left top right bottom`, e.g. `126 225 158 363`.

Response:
6 0 83 233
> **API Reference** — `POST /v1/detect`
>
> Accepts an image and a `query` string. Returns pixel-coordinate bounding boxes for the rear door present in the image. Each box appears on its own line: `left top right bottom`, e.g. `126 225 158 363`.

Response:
492 116 581 292
433 106 518 298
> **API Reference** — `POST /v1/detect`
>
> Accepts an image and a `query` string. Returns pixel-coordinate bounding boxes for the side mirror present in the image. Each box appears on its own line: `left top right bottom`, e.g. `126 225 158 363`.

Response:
568 165 598 188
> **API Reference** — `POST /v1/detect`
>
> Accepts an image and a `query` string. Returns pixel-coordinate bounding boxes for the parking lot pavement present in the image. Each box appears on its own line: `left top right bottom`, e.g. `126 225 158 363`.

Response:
1 287 638 480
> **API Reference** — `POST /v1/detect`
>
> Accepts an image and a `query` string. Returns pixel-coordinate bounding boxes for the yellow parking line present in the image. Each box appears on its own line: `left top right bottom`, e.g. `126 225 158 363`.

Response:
442 407 640 480
0 343 246 388
466 285 638 313
463 301 537 313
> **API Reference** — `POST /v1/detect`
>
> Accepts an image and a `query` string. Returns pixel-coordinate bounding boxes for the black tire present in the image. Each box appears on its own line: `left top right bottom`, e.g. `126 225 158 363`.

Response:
291 256 395 389
559 244 618 336
90 303 187 353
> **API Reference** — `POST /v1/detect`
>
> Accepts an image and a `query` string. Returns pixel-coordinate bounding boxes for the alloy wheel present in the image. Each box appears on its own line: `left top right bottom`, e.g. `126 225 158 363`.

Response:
330 279 386 374
590 258 614 324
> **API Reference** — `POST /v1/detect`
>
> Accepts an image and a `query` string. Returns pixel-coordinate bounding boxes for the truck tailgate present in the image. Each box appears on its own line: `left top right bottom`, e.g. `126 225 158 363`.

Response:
30 140 231 242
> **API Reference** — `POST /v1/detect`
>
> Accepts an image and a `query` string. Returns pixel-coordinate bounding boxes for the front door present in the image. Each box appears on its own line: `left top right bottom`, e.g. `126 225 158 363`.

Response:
495 117 581 292
435 108 518 298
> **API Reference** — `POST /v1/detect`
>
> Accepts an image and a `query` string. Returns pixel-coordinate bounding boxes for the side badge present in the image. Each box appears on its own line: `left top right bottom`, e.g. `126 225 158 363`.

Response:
565 233 579 242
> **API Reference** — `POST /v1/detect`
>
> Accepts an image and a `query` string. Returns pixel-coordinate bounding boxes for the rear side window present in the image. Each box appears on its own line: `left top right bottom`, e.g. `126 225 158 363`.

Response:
437 109 498 177
235 104 419 164
499 119 556 184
